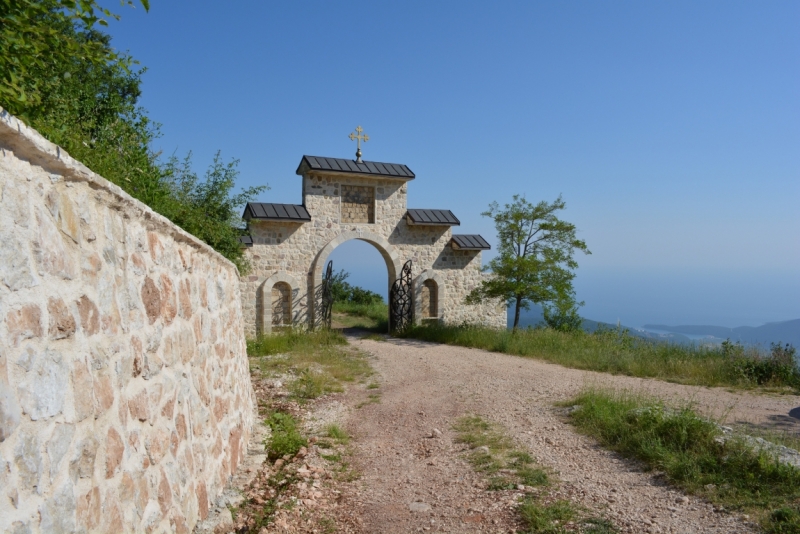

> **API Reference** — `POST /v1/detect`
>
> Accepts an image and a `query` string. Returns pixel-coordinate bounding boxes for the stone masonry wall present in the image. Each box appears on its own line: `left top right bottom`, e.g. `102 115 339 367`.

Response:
0 109 255 533
241 171 506 336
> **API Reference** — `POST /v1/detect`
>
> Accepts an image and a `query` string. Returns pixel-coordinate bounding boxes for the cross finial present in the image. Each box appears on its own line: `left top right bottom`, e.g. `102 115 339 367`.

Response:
349 125 369 163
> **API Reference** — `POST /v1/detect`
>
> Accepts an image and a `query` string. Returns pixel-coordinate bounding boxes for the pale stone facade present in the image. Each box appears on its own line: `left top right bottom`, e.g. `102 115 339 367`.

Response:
0 110 254 533
241 158 507 336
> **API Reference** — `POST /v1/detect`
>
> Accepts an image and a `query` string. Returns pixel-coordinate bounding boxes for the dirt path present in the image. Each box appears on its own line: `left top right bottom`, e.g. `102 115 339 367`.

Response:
336 335 800 534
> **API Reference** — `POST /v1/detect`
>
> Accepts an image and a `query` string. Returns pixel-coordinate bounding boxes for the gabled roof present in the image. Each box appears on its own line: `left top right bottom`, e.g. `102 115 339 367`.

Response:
406 209 460 226
238 235 253 247
450 234 491 250
296 155 415 180
243 203 311 222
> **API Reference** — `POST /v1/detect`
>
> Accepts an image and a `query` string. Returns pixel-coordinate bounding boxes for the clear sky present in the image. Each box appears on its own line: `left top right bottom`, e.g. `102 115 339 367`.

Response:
103 1 799 328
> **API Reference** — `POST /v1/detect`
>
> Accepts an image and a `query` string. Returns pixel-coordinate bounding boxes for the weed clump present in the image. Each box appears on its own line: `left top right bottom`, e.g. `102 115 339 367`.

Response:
265 411 307 461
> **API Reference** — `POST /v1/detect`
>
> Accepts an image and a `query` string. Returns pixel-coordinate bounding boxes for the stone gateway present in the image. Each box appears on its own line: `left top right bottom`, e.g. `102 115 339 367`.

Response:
239 153 507 336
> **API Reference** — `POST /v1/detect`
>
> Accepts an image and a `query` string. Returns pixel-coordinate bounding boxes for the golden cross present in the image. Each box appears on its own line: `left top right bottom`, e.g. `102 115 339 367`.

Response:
349 125 369 163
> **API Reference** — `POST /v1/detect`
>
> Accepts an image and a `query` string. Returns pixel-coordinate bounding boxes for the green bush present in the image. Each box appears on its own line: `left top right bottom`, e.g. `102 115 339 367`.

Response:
265 412 307 460
730 341 800 388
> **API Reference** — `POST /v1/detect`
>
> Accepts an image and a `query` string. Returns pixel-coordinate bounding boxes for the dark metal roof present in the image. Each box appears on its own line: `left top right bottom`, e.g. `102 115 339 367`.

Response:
406 209 460 226
450 234 491 250
238 235 253 247
243 203 311 222
296 155 415 180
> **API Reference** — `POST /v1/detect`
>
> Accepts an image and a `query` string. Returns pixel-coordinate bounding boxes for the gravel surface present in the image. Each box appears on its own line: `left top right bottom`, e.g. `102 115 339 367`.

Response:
335 334 800 533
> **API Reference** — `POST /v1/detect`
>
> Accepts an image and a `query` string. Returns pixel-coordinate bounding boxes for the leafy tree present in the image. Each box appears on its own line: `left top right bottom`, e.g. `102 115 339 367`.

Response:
466 195 590 330
1 0 265 271
328 269 384 305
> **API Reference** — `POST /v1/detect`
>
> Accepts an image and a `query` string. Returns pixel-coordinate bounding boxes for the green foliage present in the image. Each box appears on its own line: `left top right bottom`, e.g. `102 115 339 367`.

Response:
400 323 800 391
332 301 389 331
265 411 307 461
727 341 800 388
1 1 264 271
518 499 577 533
466 195 590 329
329 269 384 305
568 389 800 530
542 292 583 333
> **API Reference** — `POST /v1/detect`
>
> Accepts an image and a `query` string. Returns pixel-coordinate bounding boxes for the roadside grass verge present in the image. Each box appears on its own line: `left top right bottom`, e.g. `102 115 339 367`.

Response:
400 324 800 392
454 415 616 533
565 388 800 533
248 329 372 400
332 301 388 331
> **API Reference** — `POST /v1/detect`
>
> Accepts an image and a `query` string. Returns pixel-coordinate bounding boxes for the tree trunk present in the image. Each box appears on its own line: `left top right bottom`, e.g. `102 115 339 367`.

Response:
513 295 523 330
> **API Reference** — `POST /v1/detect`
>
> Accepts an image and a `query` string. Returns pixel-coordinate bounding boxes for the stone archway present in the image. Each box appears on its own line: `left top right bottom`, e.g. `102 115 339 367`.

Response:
261 271 301 334
415 269 445 323
308 230 402 328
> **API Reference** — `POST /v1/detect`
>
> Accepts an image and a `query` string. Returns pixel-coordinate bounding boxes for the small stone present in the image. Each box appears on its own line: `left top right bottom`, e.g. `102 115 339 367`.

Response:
76 296 100 336
39 481 77 533
18 349 67 420
218 508 233 525
475 445 490 454
0 382 21 441
106 428 124 478
47 423 75 479
430 428 442 438
409 501 431 512
141 277 161 324
14 427 42 491
69 437 98 481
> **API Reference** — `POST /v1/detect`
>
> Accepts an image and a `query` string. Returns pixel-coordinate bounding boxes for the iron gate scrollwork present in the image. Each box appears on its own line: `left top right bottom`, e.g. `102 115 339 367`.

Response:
390 260 413 333
320 260 334 329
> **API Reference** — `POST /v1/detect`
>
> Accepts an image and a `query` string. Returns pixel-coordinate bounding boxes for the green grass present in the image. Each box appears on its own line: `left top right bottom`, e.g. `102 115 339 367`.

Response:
264 411 307 460
453 415 550 490
566 388 800 533
332 301 389 331
248 329 372 400
400 323 800 392
324 423 350 444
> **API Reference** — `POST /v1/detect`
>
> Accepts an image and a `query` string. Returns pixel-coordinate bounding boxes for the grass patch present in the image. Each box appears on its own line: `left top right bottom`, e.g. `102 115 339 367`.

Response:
453 415 549 490
332 301 389 331
567 388 800 532
265 411 307 461
400 324 800 392
248 329 372 401
324 423 350 444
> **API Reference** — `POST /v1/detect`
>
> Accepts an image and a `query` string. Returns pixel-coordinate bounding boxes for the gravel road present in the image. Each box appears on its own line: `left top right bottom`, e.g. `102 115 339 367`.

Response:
337 334 800 534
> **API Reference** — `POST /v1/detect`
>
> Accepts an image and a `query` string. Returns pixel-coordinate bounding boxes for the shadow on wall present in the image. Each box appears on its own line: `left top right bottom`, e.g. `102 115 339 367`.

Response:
433 248 479 270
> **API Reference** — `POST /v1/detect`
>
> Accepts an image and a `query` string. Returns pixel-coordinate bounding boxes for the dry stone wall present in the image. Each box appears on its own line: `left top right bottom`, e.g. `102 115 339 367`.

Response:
0 109 254 533
241 171 506 336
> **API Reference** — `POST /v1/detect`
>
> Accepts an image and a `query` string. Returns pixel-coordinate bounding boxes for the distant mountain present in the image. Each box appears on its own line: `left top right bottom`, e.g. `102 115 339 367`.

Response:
642 319 800 348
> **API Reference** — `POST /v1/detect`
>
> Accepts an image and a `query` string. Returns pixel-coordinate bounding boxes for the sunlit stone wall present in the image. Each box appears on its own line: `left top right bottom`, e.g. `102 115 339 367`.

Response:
0 109 254 533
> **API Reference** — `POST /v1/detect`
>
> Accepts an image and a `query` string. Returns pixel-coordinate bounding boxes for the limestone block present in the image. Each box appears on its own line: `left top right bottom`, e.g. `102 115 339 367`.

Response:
39 481 77 533
5 304 42 347
14 426 42 491
75 295 100 336
70 357 94 422
69 436 98 481
141 277 161 324
34 207 77 280
0 381 21 441
47 297 76 340
105 427 125 478
47 423 75 479
159 273 177 325
0 235 38 291
17 349 67 420
76 486 101 531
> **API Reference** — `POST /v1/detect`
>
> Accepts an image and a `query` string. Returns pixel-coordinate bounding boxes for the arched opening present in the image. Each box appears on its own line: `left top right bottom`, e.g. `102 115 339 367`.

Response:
310 230 402 331
271 282 292 327
421 279 438 318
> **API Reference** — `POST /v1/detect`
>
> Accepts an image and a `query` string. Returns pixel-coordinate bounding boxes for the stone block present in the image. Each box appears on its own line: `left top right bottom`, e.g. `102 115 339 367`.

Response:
71 357 93 422
131 252 147 276
18 349 67 420
5 304 42 347
159 274 177 325
0 235 37 291
76 295 100 336
157 467 172 515
0 381 21 441
14 427 42 491
76 486 101 531
39 481 77 533
93 372 114 416
69 436 98 481
195 480 209 520
131 335 143 378
106 427 124 479
128 388 149 422
47 423 75 479
141 277 161 324
179 278 192 319
47 297 76 340
34 207 77 280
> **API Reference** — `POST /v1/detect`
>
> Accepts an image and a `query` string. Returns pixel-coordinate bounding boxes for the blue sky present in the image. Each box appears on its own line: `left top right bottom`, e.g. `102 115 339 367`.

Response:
104 1 799 328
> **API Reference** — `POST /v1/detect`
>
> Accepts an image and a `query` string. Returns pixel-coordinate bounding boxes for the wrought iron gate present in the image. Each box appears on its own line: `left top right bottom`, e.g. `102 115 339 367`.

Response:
320 260 334 329
389 260 413 333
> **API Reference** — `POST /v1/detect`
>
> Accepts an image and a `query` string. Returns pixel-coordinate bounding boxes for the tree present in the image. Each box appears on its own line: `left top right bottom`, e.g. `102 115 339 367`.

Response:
466 195 590 330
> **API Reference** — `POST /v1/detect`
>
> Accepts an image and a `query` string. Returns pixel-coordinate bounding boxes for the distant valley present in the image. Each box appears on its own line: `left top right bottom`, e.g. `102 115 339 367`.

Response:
510 307 799 348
